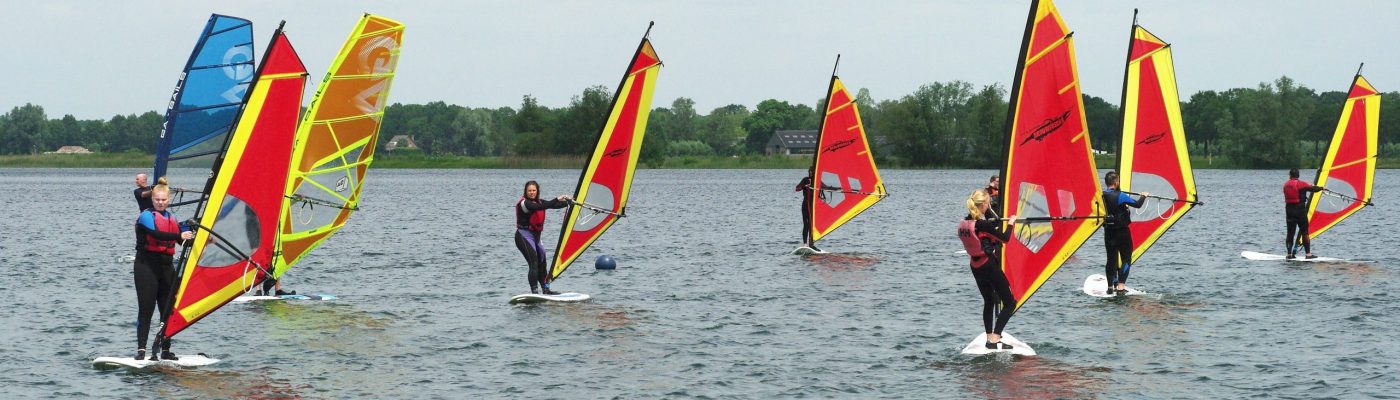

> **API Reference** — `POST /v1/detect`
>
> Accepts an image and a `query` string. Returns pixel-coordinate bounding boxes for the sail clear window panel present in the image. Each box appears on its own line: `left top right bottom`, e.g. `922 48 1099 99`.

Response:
1015 182 1053 253
1315 180 1357 213
197 195 261 267
1128 172 1179 221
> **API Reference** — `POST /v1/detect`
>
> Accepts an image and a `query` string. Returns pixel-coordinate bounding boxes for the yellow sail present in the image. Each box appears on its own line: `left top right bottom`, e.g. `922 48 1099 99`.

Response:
274 14 404 277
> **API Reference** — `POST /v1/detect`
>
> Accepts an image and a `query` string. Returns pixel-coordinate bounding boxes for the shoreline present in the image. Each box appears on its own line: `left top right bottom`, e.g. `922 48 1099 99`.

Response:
4 153 1398 169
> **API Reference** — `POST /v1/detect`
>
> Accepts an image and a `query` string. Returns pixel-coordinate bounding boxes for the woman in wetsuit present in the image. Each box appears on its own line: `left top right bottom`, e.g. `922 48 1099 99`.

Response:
132 179 193 360
1283 168 1324 259
516 180 571 294
957 189 1018 349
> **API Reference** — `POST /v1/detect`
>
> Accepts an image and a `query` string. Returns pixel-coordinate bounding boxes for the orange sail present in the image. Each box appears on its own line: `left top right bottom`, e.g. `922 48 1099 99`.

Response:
1116 17 1200 264
275 14 404 278
809 57 887 243
551 24 662 279
998 0 1103 311
163 25 307 337
1306 71 1380 240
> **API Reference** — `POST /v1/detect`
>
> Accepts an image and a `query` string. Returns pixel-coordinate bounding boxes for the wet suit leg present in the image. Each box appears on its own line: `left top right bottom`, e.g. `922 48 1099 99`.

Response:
516 229 548 291
1285 206 1307 255
133 254 157 350
972 261 1015 335
1109 229 1134 286
800 197 813 246
1103 232 1120 286
133 252 175 350
153 255 175 352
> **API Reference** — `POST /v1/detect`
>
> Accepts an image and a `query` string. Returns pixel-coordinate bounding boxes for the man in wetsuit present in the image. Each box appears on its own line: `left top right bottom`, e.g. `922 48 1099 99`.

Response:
1102 171 1147 294
134 173 153 211
1284 168 1324 259
796 167 817 251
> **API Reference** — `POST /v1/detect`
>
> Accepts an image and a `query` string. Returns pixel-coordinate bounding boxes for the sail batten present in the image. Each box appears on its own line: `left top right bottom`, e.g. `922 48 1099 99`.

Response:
551 26 662 280
273 15 404 278
999 0 1103 312
809 65 886 243
162 25 308 338
1117 20 1199 264
1306 73 1380 240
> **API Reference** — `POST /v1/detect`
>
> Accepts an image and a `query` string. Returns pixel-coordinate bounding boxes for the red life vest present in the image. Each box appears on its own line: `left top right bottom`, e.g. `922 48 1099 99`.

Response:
1283 179 1310 204
517 196 547 231
957 219 997 268
142 210 180 255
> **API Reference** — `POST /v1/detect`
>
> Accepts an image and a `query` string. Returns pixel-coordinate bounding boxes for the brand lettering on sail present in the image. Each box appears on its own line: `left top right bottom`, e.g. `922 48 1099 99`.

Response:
823 138 857 153
351 36 399 114
605 147 628 158
1137 131 1166 145
1020 110 1071 146
220 47 255 103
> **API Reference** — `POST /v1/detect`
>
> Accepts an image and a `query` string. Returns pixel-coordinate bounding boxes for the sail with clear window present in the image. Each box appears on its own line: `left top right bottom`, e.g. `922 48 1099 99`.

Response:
998 0 1104 311
161 25 308 338
550 24 662 280
808 59 887 245
1306 72 1379 240
1116 18 1200 264
274 14 404 279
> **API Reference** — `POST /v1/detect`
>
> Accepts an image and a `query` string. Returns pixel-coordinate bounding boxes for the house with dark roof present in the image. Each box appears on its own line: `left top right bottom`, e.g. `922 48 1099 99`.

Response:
766 130 818 156
384 135 418 152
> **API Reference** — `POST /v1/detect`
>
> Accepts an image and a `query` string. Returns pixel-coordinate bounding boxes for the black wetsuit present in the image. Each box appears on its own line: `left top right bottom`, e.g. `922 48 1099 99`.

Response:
516 197 568 291
1102 189 1146 286
965 215 1014 335
1284 179 1324 255
134 186 153 211
797 177 813 245
133 209 186 351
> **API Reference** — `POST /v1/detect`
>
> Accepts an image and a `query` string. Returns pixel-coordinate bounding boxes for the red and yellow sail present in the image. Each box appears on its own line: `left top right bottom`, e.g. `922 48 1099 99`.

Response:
275 14 404 277
1306 73 1380 240
999 0 1103 311
810 73 886 242
551 26 662 279
164 27 307 337
1117 22 1198 264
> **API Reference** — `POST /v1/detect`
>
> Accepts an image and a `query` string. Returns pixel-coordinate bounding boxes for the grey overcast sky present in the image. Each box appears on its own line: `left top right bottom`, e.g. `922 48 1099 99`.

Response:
3 1 1397 119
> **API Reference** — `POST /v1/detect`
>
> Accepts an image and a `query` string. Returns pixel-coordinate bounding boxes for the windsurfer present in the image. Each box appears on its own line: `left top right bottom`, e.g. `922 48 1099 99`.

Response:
516 180 571 294
1102 171 1147 293
796 167 817 251
132 179 193 360
133 173 153 211
985 174 1001 217
1284 168 1324 259
958 189 1018 349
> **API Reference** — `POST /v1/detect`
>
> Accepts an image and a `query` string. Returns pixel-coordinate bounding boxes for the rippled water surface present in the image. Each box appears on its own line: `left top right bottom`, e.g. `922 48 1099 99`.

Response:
2 168 1397 399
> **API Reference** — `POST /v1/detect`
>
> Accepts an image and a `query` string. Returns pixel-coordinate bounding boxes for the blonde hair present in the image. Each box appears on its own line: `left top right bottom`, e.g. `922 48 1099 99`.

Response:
152 177 171 196
966 189 990 220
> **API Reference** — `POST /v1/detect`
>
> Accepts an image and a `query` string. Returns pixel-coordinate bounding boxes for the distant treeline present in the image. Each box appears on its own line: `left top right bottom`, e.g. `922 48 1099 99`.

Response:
2 76 1396 168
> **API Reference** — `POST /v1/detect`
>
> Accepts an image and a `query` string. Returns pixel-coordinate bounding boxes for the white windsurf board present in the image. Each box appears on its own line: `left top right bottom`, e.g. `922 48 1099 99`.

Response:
1240 251 1364 263
961 332 1035 356
231 293 337 303
509 292 591 305
1081 274 1146 298
93 354 219 369
792 246 828 256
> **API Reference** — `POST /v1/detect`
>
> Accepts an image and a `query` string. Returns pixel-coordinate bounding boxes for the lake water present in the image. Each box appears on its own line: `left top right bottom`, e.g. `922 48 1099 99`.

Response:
1 168 1396 398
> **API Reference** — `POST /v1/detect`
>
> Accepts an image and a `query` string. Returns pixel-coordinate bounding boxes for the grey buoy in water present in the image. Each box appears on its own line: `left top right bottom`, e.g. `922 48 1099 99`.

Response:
595 255 617 270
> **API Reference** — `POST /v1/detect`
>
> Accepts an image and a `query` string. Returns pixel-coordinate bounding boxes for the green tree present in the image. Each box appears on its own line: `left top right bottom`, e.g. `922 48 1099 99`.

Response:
1082 94 1120 154
696 104 748 156
556 85 612 155
742 99 809 154
0 104 48 154
512 95 555 156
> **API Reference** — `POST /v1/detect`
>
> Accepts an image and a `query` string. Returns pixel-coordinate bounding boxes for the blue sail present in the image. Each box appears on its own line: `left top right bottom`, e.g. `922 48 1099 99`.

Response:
152 14 256 180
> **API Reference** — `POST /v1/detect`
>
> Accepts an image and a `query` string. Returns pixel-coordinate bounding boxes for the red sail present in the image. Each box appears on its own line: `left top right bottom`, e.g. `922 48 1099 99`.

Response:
164 29 307 337
1118 24 1199 264
1306 74 1380 240
810 75 886 242
999 0 1103 311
